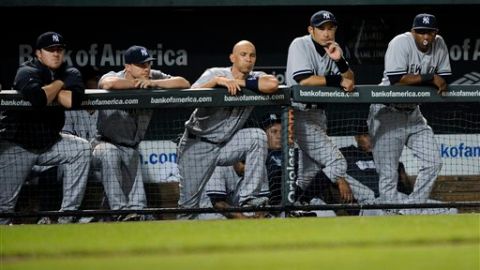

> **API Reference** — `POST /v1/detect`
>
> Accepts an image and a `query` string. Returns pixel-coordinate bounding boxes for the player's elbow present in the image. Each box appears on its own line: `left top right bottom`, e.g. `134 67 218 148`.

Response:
98 80 114 90
176 77 191 89
259 75 279 94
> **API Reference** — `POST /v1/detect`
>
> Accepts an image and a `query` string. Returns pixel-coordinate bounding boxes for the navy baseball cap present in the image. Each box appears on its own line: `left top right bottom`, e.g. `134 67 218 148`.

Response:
261 113 281 129
124 45 156 64
310 10 337 27
36 31 66 50
412 13 438 31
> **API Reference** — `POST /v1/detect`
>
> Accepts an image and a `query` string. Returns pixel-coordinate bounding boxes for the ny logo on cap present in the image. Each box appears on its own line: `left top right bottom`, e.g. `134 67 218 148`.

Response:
140 48 148 56
422 16 430 25
52 34 60 42
323 13 331 19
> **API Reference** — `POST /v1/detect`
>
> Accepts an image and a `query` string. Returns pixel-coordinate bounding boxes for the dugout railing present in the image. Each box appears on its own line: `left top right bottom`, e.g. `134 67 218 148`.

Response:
0 85 479 221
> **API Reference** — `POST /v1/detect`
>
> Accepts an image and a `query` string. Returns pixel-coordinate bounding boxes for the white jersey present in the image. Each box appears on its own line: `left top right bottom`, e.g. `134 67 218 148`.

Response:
380 32 451 85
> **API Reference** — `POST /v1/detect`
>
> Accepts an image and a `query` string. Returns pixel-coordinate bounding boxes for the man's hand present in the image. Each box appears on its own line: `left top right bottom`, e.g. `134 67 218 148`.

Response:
324 41 343 61
340 77 355 92
134 78 153 89
432 74 448 94
216 76 242 95
337 178 354 203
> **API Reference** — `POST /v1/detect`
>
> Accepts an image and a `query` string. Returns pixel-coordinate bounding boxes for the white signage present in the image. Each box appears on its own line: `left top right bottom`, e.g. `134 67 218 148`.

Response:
332 134 480 176
138 140 179 183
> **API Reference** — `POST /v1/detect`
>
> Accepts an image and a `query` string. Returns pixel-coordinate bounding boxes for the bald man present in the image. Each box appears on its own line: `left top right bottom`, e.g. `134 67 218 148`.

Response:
177 40 279 219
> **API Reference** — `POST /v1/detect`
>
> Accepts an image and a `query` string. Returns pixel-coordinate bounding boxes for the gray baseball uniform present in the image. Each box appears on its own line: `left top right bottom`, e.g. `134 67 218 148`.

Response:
63 110 99 142
368 32 451 204
93 69 169 210
177 67 268 219
198 165 270 220
286 35 347 190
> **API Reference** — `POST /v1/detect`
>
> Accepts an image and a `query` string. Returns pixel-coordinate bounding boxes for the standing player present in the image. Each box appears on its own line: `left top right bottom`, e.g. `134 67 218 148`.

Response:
177 40 279 219
0 31 91 224
368 13 452 206
285 10 355 204
93 45 190 221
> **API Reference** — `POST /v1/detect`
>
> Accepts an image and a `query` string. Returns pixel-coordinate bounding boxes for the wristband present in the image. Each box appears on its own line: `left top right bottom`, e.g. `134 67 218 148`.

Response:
335 57 350 74
420 73 434 83
245 75 260 92
325 75 342 87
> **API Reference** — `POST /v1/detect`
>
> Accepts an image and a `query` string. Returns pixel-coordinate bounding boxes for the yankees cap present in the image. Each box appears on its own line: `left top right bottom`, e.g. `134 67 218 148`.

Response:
412 13 438 31
261 113 281 130
124 45 156 64
36 31 66 49
310 10 337 27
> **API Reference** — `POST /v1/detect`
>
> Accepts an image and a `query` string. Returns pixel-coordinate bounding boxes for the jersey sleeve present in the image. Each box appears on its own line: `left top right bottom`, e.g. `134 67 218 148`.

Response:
192 68 216 88
98 71 119 84
384 35 410 77
287 38 315 80
435 36 452 76
13 66 48 108
64 67 85 108
150 69 172 80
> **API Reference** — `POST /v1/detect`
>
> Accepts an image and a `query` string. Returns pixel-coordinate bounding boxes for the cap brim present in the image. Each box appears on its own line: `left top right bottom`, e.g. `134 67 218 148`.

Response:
140 57 156 63
41 43 66 49
313 20 337 27
412 27 438 31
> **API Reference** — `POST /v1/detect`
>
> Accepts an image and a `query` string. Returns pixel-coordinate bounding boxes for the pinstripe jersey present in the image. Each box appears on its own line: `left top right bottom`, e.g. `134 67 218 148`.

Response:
97 69 170 147
286 35 340 87
380 32 451 86
186 67 265 144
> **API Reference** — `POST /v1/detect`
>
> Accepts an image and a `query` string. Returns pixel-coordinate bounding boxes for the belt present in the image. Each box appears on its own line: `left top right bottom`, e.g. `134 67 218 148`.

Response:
187 133 219 145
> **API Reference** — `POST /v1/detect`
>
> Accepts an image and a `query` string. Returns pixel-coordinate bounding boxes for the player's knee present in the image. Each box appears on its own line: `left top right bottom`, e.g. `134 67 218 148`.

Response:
333 152 347 173
93 143 120 162
250 129 267 147
432 159 442 174
425 154 442 173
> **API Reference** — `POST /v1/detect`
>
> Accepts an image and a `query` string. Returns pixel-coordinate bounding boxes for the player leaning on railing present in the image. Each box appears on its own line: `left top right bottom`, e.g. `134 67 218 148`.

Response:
0 31 91 225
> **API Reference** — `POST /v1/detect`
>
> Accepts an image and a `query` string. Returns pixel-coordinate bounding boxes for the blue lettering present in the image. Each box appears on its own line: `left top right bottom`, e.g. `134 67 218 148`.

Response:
440 143 480 158
465 146 472 157
142 152 178 164
474 146 480 157
169 153 177 163
441 144 449 157
149 153 158 164
458 143 464 157
159 153 168 164
450 147 458 157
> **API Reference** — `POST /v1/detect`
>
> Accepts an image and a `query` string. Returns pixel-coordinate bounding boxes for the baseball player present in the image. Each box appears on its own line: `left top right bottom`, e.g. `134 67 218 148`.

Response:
93 45 190 220
0 31 91 224
198 160 270 220
368 13 452 206
285 10 355 204
177 40 279 219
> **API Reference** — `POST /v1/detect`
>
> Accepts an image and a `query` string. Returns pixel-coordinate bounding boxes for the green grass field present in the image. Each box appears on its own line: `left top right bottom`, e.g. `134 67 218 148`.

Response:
1 214 479 270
